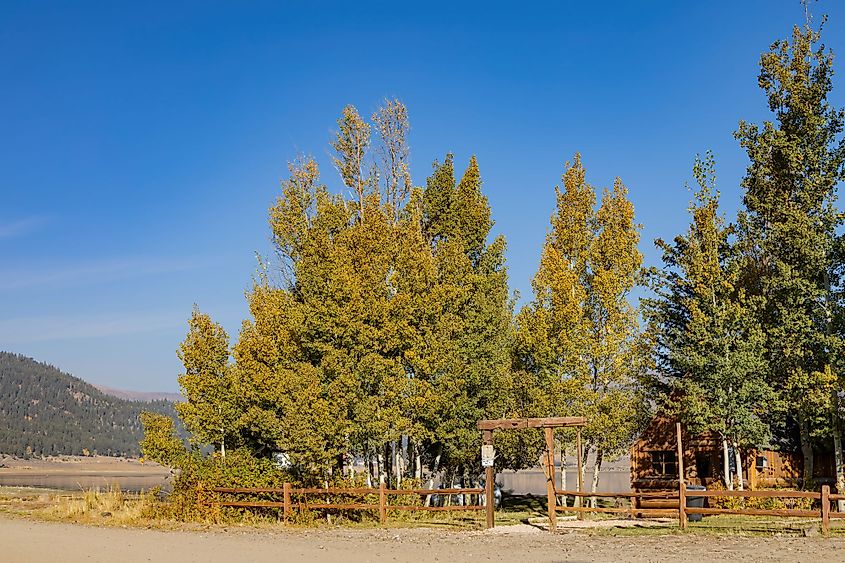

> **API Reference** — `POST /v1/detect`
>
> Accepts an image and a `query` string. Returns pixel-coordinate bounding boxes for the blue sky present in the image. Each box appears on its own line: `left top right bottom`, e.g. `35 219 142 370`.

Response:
2 1 844 391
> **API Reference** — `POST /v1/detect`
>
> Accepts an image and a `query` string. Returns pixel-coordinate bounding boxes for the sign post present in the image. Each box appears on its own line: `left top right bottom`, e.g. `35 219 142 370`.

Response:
482 431 495 529
476 418 588 532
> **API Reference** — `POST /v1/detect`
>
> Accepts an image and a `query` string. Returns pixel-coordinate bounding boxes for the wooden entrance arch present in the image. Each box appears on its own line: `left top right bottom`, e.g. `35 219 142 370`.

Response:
476 417 587 531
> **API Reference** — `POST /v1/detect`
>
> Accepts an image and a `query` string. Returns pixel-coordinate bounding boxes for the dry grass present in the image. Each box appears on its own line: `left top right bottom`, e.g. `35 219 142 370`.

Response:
36 486 165 526
8 486 844 538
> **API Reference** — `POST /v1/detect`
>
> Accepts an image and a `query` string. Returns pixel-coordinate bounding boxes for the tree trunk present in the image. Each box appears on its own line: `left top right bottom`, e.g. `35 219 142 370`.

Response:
834 418 845 511
590 449 603 509
424 475 435 507
407 438 414 481
425 450 442 507
560 445 568 508
401 437 409 480
365 452 373 488
799 414 814 487
734 444 744 491
383 443 392 488
393 440 402 488
722 438 733 490
377 452 386 485
414 443 422 480
575 444 590 508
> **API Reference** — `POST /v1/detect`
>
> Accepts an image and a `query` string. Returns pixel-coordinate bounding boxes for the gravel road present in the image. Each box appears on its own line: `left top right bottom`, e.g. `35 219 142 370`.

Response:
2 515 845 562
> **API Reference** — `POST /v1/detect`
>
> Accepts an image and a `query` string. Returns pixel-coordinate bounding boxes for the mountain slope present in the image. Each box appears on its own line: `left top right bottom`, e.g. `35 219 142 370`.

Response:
94 384 182 403
0 352 179 457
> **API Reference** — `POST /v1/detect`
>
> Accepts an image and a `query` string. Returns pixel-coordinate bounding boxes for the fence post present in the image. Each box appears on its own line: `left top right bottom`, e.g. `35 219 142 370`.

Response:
379 481 387 525
630 494 637 519
576 429 583 520
283 482 291 523
483 429 495 529
822 484 830 536
676 422 687 530
544 427 557 533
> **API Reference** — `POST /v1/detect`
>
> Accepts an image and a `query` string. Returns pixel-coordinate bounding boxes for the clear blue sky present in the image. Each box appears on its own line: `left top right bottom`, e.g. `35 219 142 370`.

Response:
2 1 844 391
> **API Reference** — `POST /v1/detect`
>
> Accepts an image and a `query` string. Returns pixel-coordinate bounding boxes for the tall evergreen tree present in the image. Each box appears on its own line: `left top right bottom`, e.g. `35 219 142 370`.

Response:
735 20 845 483
427 156 511 480
646 153 775 489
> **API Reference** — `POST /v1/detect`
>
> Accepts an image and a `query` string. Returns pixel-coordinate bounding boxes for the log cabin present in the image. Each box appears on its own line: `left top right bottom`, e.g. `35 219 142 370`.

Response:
630 413 834 501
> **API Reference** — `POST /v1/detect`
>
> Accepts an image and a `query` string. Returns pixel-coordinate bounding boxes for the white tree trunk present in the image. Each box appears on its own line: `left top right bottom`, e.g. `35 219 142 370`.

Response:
367 450 376 487
722 438 733 490
575 446 589 508
393 440 402 488
377 452 386 485
734 444 744 491
590 449 603 509
424 476 435 507
401 437 409 480
560 446 568 508
834 424 845 512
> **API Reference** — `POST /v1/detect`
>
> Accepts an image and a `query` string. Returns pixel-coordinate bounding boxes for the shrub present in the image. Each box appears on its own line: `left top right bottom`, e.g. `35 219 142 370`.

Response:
705 481 815 512
161 448 292 522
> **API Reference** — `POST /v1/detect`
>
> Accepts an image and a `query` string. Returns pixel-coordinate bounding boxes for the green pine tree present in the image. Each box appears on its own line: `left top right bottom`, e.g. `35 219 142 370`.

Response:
735 20 845 483
646 153 776 489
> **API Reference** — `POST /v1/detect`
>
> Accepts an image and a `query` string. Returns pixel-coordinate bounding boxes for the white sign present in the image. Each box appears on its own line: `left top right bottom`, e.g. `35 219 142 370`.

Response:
481 444 495 467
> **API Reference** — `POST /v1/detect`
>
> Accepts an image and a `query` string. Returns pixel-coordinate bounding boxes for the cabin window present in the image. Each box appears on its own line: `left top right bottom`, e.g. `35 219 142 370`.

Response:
649 451 678 476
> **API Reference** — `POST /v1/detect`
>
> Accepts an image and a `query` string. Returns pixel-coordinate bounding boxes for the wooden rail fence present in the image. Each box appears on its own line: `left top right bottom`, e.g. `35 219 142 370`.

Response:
209 481 842 534
207 483 485 525
538 425 840 534
555 489 680 518
549 483 840 535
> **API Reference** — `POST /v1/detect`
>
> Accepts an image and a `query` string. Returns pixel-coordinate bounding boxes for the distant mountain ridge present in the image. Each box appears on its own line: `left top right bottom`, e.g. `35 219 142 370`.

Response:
0 352 180 458
94 384 182 403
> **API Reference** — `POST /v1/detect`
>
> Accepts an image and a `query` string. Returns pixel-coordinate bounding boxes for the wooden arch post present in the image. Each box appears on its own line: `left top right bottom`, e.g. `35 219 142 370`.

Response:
476 417 588 532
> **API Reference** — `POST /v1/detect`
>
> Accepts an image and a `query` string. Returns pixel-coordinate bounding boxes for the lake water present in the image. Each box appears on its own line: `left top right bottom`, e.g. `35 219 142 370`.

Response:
0 472 171 492
0 461 629 495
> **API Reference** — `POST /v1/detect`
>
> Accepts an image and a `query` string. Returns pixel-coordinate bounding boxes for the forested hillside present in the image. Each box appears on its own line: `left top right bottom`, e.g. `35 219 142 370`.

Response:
0 352 178 457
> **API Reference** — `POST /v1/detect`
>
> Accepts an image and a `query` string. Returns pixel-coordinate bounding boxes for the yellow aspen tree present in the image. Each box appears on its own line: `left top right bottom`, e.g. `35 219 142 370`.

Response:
331 105 372 221
176 307 238 458
517 154 647 507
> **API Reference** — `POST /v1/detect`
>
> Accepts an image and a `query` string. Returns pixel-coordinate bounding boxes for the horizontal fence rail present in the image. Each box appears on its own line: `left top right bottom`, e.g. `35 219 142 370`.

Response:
206 483 486 525
543 484 841 535
678 484 831 532
554 489 680 518
207 481 843 534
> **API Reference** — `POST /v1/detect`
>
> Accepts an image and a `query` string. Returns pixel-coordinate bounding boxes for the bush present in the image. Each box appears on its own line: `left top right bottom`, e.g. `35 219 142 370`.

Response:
162 448 292 522
706 481 815 512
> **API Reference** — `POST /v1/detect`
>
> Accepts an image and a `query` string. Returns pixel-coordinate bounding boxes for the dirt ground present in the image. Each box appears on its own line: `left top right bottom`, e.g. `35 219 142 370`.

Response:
2 515 845 563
